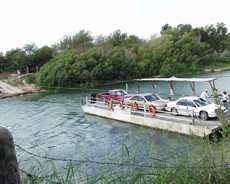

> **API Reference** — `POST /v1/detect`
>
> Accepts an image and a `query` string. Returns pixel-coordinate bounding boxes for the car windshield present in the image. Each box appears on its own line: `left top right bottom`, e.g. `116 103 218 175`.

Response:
193 98 209 107
110 90 128 96
120 90 128 95
144 95 159 102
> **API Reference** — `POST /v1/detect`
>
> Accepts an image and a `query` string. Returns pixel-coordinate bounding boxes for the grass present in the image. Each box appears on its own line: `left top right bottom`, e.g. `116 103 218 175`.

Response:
21 135 230 184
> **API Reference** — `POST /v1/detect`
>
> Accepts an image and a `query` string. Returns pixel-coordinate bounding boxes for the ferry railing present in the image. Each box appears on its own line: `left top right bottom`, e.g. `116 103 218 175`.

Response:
82 96 204 125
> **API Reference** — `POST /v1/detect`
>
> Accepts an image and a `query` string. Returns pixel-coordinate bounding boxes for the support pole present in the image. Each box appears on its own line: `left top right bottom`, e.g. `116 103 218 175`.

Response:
151 82 156 93
168 81 174 96
137 82 140 94
191 82 196 96
125 82 128 92
0 127 21 184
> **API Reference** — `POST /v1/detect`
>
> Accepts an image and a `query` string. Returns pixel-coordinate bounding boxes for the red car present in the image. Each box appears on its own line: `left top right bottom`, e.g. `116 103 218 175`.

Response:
96 89 129 103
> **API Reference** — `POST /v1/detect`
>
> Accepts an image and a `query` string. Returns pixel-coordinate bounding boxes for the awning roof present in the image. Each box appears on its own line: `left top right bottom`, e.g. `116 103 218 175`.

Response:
134 76 216 83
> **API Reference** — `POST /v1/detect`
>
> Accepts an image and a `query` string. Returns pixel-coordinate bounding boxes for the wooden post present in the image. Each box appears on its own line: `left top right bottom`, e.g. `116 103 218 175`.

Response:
0 127 20 184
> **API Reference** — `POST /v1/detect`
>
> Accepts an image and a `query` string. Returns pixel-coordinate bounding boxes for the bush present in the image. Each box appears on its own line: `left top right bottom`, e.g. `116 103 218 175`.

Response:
25 74 36 84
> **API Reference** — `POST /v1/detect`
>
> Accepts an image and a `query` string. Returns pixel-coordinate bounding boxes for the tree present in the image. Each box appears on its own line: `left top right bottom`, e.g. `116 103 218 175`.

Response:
5 49 29 72
23 43 38 55
59 30 93 52
37 50 78 86
34 46 53 67
107 30 128 47
177 24 192 34
0 53 7 73
205 23 228 52
161 24 172 34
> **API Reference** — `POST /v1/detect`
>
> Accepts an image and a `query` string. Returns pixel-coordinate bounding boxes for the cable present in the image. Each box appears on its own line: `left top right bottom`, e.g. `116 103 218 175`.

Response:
15 144 157 168
15 144 230 169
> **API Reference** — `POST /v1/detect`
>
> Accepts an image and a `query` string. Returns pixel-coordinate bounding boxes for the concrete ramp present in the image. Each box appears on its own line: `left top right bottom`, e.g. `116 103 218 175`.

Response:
0 80 23 94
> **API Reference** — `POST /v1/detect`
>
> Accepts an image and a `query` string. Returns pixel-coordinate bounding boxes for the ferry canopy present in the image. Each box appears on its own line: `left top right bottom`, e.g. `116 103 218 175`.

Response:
134 76 216 95
134 76 216 83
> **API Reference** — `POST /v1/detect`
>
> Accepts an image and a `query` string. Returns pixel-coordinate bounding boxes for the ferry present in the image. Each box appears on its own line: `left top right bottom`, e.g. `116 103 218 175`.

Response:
81 77 229 139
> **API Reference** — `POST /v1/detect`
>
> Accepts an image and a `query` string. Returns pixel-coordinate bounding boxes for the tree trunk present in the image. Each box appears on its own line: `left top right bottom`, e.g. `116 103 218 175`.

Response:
26 66 29 74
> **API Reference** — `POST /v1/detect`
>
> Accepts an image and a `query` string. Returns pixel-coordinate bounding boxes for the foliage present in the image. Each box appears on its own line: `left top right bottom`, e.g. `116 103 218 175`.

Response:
3 44 53 74
1 23 230 86
22 136 230 184
0 52 8 72
56 30 93 52
36 50 78 87
24 74 36 84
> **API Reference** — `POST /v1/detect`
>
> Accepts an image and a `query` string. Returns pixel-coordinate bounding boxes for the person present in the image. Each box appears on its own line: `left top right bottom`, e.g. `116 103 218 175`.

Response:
222 91 229 110
200 89 210 102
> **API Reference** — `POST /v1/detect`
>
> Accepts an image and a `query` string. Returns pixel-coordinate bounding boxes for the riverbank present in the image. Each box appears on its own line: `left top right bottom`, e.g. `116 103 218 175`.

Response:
0 73 41 99
1 64 230 95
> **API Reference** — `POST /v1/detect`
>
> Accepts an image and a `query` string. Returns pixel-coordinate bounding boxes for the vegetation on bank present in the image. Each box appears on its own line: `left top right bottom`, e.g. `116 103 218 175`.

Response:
1 23 230 87
21 137 230 184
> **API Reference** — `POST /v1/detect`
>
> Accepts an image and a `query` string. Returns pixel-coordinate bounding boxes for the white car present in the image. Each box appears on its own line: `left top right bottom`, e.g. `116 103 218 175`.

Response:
166 96 225 120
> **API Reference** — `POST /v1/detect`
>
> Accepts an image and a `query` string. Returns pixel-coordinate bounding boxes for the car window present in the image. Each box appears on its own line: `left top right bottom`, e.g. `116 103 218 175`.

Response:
110 90 127 96
110 92 116 96
187 100 196 107
116 92 122 96
177 99 187 106
131 96 145 102
194 98 209 107
136 96 145 102
130 96 139 101
145 95 159 102
121 90 128 95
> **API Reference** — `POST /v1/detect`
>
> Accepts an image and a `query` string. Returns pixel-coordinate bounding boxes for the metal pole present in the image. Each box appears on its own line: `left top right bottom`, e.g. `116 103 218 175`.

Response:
168 81 174 96
137 81 140 94
125 82 128 92
86 96 88 105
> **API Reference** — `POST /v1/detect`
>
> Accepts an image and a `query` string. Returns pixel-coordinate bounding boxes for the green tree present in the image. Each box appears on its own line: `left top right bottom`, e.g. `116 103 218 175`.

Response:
107 30 128 47
0 53 7 73
59 30 93 52
23 43 38 55
5 49 29 72
205 23 228 52
37 50 78 86
34 46 53 67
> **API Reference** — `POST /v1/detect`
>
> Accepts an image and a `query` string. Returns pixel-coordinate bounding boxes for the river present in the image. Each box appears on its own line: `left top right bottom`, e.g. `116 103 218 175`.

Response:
1 70 230 179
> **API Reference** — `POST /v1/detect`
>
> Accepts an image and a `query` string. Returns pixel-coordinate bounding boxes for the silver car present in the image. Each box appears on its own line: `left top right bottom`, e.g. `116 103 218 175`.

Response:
124 93 168 111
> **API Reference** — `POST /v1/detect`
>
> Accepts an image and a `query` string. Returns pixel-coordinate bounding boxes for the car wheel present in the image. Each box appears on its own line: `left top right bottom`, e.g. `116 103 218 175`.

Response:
171 108 178 116
200 111 208 120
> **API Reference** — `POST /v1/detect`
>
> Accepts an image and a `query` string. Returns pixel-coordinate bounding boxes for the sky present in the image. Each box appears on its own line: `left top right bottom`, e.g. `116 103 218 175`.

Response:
0 0 229 52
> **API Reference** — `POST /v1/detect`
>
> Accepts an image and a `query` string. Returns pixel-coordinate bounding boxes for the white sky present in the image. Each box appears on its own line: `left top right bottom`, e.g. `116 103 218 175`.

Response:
0 0 229 52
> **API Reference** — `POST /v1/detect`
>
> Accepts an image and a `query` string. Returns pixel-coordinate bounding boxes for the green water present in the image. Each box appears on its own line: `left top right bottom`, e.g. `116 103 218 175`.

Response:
1 70 230 177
